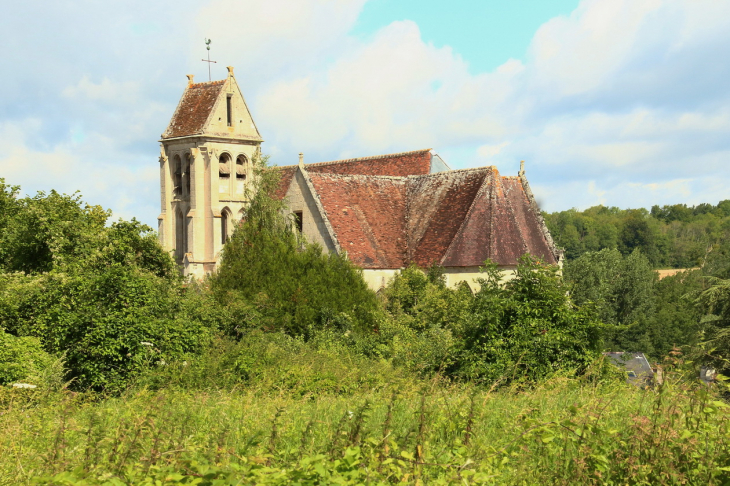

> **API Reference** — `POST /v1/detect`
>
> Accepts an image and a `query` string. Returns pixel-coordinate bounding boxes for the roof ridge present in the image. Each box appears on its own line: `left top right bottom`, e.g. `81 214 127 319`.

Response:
189 80 226 88
308 172 408 182
406 166 494 180
275 148 432 170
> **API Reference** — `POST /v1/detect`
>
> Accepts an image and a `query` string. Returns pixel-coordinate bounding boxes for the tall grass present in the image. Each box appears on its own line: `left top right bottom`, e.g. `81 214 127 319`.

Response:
2 369 730 485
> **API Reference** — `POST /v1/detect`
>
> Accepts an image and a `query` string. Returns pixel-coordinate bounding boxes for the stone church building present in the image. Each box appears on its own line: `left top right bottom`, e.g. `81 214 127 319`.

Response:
158 69 561 290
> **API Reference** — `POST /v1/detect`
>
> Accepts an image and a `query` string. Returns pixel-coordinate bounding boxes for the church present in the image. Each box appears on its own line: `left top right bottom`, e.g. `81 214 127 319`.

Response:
157 68 562 290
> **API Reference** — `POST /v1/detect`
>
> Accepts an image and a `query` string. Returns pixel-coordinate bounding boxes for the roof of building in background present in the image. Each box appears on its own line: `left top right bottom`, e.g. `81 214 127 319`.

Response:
275 152 561 269
162 80 226 139
604 352 655 385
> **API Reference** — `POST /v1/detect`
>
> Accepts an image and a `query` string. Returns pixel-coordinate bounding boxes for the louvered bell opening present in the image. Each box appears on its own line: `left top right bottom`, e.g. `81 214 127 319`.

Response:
219 162 231 177
236 164 246 179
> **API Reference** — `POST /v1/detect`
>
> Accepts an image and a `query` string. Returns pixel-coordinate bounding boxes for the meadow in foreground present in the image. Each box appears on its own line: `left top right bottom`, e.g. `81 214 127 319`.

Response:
2 367 729 486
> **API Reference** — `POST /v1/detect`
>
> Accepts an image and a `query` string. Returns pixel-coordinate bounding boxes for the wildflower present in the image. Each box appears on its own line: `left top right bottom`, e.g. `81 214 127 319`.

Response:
347 410 354 419
11 383 37 389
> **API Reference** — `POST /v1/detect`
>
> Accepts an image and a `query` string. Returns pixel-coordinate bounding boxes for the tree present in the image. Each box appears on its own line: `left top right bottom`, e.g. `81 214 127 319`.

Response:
211 157 381 338
696 277 730 373
457 257 602 382
0 182 205 392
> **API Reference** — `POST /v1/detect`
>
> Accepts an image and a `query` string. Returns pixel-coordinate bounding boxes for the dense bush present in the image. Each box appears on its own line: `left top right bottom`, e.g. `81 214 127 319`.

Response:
211 159 381 338
0 330 59 387
372 258 603 382
0 179 205 392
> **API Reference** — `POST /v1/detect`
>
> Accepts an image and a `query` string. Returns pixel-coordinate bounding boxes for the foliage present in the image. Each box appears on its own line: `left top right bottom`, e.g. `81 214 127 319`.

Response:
4 368 730 485
565 248 707 359
211 157 381 338
544 200 730 269
0 330 61 387
0 182 200 392
137 332 408 397
458 257 602 382
0 188 109 274
696 276 730 373
376 257 602 382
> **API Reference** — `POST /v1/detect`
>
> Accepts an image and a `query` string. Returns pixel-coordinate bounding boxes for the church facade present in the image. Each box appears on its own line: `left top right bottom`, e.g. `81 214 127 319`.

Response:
158 69 562 288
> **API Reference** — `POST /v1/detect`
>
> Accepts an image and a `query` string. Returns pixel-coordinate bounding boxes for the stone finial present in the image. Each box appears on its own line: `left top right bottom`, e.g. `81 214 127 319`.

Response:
519 160 525 177
227 66 234 77
298 153 304 168
186 74 194 85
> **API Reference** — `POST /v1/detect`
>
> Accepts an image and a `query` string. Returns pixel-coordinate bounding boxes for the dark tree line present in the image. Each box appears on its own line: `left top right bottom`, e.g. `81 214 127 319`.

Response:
544 201 730 275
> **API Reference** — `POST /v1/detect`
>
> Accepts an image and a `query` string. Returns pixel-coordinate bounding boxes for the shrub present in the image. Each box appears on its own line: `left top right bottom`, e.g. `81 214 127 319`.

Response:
0 330 60 387
212 158 381 338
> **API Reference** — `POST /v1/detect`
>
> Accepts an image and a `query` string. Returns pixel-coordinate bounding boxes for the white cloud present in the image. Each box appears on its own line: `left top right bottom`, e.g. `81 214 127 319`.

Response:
63 76 142 106
2 0 730 226
0 120 159 223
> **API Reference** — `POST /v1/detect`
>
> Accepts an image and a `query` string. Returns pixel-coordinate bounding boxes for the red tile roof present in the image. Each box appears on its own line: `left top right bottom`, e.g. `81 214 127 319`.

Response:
306 149 432 176
272 166 297 200
163 80 225 139
273 151 560 269
308 174 408 268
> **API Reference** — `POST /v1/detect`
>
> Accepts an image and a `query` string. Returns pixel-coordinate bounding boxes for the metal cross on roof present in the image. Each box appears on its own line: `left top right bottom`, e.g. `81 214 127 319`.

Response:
202 38 217 81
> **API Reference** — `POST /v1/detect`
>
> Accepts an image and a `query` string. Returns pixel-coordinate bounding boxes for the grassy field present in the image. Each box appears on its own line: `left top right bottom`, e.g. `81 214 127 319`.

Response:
2 371 730 485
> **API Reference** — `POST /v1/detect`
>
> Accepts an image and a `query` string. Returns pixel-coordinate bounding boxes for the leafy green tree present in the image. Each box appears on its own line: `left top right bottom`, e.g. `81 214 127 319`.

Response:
644 270 703 359
211 157 381 338
457 257 602 382
565 249 656 329
696 277 730 372
0 182 203 392
0 189 109 274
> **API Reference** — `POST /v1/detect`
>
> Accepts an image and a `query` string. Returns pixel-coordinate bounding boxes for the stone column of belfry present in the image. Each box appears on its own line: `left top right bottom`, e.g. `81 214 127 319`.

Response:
158 147 171 252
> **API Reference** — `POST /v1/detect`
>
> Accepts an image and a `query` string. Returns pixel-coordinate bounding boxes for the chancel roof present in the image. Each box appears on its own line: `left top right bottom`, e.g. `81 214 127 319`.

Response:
275 151 560 269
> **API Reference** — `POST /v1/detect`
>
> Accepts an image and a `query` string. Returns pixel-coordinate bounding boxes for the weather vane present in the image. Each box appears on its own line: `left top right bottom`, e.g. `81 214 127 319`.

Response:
202 38 217 81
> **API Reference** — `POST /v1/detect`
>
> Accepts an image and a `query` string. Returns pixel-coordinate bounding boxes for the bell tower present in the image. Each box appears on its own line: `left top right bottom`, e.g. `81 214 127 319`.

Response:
158 67 263 277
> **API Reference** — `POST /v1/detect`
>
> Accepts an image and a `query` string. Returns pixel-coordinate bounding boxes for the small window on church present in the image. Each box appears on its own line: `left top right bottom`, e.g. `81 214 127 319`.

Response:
219 153 231 178
183 153 191 196
226 95 233 127
235 155 247 180
294 211 303 233
221 209 230 245
173 155 182 196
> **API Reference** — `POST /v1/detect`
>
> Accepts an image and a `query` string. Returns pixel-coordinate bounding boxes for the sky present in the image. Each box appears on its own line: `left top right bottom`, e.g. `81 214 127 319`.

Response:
1 0 729 227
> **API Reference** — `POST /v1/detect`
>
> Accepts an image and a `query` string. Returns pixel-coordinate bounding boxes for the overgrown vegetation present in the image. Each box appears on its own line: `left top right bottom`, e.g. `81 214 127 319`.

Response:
544 201 730 272
4 364 730 485
2 162 730 484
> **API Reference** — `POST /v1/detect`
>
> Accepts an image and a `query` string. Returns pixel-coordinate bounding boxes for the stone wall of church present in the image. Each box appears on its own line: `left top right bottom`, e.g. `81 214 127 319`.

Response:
282 170 338 253
361 266 518 293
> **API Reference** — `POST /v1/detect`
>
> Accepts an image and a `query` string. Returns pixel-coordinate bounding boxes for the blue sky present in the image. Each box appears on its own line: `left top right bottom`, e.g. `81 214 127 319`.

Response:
352 0 580 73
1 0 729 227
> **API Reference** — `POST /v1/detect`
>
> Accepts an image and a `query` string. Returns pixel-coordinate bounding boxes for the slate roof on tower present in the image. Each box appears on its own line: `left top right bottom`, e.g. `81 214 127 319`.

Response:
274 151 561 269
163 80 226 139
162 71 263 142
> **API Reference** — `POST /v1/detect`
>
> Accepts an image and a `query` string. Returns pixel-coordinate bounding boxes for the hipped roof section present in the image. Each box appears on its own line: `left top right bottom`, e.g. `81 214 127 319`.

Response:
273 151 560 269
